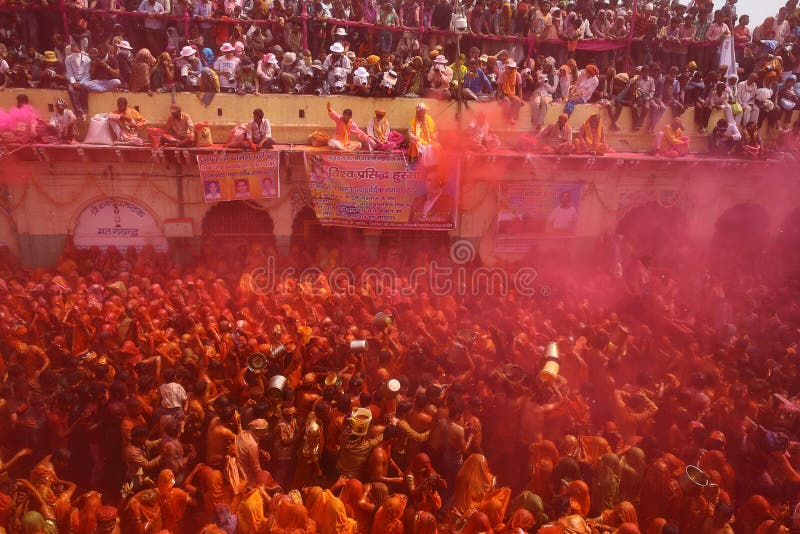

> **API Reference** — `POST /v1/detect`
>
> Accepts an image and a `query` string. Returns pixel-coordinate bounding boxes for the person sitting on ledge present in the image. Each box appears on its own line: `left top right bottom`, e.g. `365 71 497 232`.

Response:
326 101 369 151
108 96 146 146
409 102 437 161
366 108 403 152
707 118 741 156
574 113 610 155
244 107 274 150
467 111 501 152
160 104 195 148
657 116 690 158
537 113 575 155
563 64 599 117
740 120 765 159
47 97 78 144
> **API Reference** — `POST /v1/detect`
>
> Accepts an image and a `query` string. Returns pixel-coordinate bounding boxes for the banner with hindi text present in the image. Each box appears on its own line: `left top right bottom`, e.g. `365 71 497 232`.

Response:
197 151 280 203
497 182 583 237
304 152 459 230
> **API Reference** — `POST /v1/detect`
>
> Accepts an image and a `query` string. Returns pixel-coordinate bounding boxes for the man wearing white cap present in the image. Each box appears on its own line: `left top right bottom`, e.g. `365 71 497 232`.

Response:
213 43 241 92
426 54 453 99
256 52 281 93
176 45 202 91
323 41 352 90
115 40 133 88
352 66 370 95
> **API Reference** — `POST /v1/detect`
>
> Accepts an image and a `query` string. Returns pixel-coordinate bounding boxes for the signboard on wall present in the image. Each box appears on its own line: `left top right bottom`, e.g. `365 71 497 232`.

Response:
73 198 168 251
197 151 280 203
497 182 583 237
304 152 459 231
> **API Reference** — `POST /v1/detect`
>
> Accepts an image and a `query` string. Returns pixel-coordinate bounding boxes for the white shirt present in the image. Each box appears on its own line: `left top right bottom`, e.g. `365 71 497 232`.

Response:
65 52 91 84
213 55 241 88
737 81 757 104
422 193 442 218
49 109 77 138
547 205 577 232
139 0 166 29
246 118 272 142
573 72 599 100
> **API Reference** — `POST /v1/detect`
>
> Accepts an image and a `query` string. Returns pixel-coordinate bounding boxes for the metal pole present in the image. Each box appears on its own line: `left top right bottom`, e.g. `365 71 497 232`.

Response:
60 0 69 40
456 34 463 122
624 0 638 73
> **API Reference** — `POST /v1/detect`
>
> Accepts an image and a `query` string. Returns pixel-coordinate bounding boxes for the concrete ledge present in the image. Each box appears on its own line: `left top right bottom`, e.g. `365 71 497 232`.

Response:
0 88 794 153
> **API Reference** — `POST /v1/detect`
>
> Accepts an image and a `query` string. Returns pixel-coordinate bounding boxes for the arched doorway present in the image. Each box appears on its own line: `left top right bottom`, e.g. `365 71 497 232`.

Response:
616 201 688 264
202 201 276 250
290 206 367 266
777 208 800 275
711 202 769 276
72 197 167 251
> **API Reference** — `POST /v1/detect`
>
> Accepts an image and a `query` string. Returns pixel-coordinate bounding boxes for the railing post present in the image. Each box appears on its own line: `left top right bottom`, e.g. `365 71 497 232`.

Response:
60 0 69 40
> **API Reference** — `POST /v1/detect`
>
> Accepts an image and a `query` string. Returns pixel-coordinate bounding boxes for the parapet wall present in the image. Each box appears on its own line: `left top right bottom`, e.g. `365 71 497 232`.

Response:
1 89 791 153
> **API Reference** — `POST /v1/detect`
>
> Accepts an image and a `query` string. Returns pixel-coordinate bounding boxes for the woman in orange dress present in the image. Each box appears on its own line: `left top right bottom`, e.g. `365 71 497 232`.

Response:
453 454 496 518
156 469 191 533
339 479 376 534
478 487 511 532
528 441 559 502
272 494 317 534
371 494 407 534
305 486 357 534
565 480 590 517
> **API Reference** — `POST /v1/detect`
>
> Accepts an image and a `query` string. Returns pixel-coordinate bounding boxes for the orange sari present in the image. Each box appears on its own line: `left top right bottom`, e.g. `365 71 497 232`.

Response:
273 499 317 534
307 487 356 534
565 480 590 517
453 454 495 518
157 470 189 533
237 489 270 534
528 441 559 501
370 494 407 534
478 487 511 531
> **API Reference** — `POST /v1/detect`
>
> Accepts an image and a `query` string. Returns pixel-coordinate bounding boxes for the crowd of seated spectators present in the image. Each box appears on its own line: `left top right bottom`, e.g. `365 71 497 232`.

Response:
0 0 798 157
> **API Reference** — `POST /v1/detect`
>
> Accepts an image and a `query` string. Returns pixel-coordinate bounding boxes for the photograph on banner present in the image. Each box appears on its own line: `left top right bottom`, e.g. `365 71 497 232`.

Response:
497 182 583 236
196 151 280 203
304 151 459 230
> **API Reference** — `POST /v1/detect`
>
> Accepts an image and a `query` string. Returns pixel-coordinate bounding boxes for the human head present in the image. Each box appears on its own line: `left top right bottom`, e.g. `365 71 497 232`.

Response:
342 108 353 123
253 108 264 121
16 94 28 108
557 113 568 126
170 104 181 119
116 97 128 112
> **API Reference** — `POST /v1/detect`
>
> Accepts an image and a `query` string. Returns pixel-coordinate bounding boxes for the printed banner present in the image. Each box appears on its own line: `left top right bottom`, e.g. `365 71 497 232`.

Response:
197 151 280 203
304 152 459 230
497 182 583 237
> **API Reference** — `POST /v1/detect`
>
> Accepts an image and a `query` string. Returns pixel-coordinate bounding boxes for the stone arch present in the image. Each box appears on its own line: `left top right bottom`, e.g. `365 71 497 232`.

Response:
71 195 167 251
777 207 800 275
615 201 688 261
290 206 366 261
711 202 769 276
201 201 276 249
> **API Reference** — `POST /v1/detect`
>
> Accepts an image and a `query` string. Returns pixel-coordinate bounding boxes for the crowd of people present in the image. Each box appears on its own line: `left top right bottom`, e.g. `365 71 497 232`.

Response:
0 0 798 156
0 204 797 534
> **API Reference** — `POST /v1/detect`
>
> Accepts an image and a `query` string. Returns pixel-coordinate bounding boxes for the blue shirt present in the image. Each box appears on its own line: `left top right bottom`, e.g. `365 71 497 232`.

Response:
463 68 492 95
